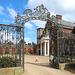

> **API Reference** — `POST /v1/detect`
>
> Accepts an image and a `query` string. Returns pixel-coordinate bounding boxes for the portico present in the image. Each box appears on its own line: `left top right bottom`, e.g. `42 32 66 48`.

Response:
41 36 49 56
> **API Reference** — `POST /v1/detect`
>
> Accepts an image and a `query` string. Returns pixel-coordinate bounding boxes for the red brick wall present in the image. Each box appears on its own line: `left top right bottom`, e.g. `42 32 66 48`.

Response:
50 28 72 55
28 48 32 53
63 29 72 33
33 48 37 54
24 48 26 51
0 47 3 53
24 47 37 54
12 47 15 54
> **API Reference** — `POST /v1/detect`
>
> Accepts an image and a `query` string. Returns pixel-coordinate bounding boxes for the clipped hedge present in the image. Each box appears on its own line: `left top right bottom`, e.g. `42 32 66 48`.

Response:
0 57 19 68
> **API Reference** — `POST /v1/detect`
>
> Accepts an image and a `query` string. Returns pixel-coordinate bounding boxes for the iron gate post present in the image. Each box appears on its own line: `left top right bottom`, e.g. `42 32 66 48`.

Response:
23 22 24 72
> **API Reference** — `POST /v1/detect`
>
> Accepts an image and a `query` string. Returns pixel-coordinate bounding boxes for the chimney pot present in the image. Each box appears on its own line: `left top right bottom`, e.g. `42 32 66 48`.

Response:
56 14 62 20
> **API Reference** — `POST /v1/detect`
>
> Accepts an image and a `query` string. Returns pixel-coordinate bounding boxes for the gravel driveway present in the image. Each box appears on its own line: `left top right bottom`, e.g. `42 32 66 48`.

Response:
23 55 75 75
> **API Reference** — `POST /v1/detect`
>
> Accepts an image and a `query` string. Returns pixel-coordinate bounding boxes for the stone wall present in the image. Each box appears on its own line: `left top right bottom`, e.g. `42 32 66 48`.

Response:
0 67 23 75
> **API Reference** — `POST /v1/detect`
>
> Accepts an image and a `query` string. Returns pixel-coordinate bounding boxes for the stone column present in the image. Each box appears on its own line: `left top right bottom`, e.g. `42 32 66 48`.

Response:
41 43 42 55
48 42 49 56
44 42 46 56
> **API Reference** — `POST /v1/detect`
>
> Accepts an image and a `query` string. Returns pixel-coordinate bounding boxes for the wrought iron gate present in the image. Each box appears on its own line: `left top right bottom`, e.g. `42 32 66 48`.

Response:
49 18 75 68
0 24 24 68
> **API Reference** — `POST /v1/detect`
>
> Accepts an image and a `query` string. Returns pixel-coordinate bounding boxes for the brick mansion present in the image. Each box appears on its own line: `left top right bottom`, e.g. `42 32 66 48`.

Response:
37 14 75 56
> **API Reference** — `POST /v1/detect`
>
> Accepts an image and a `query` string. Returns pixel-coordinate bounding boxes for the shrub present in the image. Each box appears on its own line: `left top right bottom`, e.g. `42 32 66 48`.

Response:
24 51 26 54
0 52 3 55
0 57 19 68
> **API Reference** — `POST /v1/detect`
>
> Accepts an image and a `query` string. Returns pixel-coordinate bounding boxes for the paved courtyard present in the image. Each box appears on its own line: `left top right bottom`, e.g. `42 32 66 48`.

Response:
23 55 75 75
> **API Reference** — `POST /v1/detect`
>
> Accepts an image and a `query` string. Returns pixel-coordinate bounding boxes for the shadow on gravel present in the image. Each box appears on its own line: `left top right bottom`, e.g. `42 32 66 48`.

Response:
65 68 75 74
26 62 50 67
26 62 75 74
64 63 75 74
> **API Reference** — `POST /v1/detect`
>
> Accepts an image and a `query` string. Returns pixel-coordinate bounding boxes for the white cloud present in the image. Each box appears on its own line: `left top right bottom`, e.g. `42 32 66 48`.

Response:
25 20 46 29
29 31 31 34
25 0 75 23
31 20 46 28
3 19 9 23
7 7 17 19
25 38 32 44
29 31 34 34
0 30 15 43
25 22 34 30
0 6 6 16
58 0 75 9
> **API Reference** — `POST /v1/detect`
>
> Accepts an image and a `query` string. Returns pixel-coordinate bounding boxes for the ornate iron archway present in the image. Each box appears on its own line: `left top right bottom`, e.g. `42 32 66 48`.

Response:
15 4 64 70
15 4 52 71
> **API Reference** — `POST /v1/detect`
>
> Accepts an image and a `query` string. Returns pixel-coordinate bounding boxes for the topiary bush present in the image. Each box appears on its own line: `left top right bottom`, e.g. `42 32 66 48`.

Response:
0 57 19 68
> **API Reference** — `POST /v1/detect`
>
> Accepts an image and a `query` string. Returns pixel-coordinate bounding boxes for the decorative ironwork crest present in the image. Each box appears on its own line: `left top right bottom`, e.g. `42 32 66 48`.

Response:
15 4 50 24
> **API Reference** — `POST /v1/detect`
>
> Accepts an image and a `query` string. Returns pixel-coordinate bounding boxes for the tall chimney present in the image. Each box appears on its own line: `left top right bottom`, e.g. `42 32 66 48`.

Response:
56 14 62 20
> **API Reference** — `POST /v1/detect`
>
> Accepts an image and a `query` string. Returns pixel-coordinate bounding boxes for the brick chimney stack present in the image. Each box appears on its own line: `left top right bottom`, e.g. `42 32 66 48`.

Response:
56 14 62 20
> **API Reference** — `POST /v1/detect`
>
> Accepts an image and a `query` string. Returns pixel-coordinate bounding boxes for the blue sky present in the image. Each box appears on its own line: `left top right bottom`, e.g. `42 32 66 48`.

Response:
0 0 75 44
